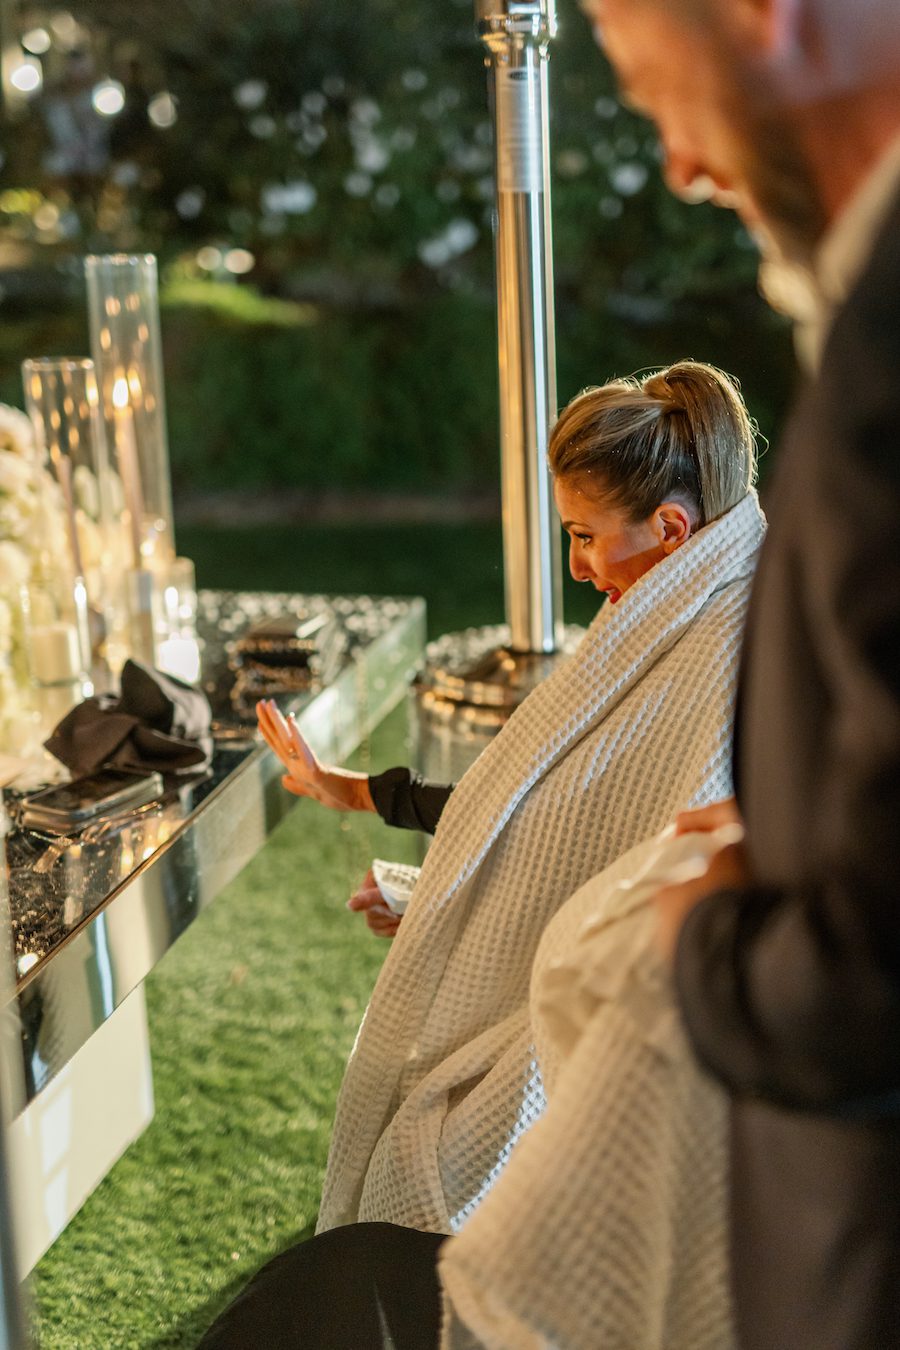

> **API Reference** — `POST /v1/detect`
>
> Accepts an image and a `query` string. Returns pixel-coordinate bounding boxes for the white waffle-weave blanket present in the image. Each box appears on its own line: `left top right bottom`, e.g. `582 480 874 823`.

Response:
318 492 764 1234
438 825 739 1350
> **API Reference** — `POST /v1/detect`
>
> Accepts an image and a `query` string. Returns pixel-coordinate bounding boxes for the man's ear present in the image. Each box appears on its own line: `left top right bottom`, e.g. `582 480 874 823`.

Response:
729 0 803 60
653 501 695 553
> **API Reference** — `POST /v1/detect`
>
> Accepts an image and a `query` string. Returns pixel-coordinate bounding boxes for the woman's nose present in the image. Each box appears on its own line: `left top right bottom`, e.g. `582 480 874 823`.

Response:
569 540 591 583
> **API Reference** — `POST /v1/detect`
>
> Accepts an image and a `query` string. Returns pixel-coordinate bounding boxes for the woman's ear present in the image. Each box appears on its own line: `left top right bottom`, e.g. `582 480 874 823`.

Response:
653 501 694 554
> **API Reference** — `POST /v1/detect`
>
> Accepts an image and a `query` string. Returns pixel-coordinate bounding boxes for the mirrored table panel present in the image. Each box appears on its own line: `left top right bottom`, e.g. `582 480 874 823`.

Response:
4 590 426 1105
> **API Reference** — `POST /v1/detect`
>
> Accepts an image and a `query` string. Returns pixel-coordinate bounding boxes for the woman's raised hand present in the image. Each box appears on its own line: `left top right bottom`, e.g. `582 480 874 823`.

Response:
256 699 375 813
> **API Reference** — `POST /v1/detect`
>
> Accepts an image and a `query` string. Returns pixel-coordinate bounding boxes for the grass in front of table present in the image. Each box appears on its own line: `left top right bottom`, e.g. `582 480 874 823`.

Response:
30 520 600 1347
32 706 418 1349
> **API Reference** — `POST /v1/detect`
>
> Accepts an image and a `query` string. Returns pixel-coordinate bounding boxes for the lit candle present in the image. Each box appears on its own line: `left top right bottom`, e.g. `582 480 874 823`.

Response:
156 635 201 684
112 376 144 568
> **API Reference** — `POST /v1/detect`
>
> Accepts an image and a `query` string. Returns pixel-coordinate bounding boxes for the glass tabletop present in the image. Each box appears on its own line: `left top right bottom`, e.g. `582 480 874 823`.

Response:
6 589 425 984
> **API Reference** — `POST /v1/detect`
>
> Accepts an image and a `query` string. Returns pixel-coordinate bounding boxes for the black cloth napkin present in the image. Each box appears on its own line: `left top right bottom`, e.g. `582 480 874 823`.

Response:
45 659 212 776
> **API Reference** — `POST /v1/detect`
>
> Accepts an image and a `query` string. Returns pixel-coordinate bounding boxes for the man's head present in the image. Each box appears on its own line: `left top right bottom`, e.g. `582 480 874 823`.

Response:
588 0 900 279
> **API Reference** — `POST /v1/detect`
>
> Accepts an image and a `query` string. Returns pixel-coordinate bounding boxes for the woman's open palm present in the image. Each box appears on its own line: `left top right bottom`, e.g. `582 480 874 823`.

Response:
256 699 373 813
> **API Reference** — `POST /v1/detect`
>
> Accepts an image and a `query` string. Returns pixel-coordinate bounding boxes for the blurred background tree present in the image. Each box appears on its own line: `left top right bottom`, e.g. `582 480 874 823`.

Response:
0 0 795 505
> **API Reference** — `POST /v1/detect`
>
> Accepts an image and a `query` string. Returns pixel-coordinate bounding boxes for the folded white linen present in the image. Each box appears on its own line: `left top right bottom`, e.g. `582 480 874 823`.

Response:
439 824 741 1350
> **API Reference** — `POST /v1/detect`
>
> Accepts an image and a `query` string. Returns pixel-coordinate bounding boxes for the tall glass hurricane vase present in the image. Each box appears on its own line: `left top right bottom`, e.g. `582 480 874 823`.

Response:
85 254 176 570
21 357 123 665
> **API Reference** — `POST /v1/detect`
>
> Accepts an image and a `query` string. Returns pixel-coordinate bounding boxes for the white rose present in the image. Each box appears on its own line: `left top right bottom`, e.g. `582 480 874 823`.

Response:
0 542 30 592
0 450 35 498
0 405 35 458
0 503 25 540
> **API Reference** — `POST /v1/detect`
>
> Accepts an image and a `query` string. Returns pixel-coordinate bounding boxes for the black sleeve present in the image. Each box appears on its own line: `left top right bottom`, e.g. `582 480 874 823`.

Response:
674 253 900 1120
675 875 900 1117
367 767 455 835
674 487 900 1117
674 422 900 1116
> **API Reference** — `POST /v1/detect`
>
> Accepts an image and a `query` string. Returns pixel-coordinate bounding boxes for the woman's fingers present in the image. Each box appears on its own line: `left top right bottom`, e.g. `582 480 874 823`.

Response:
286 714 318 770
257 701 320 780
268 704 305 765
366 913 401 938
347 877 402 936
347 885 387 911
259 701 371 813
257 700 294 763
259 721 290 766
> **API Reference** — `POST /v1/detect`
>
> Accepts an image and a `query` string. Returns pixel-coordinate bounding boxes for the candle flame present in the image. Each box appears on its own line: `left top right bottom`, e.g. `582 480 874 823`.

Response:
112 377 129 409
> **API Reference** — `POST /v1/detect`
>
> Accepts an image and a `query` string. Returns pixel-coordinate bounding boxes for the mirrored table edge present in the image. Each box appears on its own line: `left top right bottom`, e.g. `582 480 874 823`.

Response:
3 591 427 1112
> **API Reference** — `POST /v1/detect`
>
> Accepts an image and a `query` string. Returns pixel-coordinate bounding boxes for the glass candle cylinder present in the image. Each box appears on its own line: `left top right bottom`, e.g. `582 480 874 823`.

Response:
85 254 176 570
21 357 127 661
159 556 197 637
154 557 200 684
20 573 91 689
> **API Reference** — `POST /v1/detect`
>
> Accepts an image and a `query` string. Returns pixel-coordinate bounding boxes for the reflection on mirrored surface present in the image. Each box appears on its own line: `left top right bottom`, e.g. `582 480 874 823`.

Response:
2 588 424 1105
6 589 424 983
6 747 249 974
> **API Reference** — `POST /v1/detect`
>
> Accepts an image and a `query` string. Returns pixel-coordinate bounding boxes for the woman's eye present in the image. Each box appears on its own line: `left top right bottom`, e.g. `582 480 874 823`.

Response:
576 534 592 545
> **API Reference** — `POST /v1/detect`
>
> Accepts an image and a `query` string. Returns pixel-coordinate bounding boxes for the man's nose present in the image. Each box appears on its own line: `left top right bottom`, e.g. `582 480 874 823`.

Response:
662 147 718 204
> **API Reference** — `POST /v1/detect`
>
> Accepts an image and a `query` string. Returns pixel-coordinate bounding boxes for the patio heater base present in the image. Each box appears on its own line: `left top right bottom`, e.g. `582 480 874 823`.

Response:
413 624 583 783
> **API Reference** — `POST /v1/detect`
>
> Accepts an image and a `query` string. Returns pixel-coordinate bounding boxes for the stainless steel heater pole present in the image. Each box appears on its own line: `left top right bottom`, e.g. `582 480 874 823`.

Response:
478 0 562 654
412 0 574 781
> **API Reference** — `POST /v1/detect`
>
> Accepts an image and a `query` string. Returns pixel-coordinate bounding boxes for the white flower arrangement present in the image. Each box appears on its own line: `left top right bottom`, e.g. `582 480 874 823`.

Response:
0 404 71 754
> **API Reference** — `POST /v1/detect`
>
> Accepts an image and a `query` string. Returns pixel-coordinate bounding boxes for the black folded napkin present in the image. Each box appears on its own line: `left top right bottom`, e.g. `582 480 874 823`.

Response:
45 659 213 777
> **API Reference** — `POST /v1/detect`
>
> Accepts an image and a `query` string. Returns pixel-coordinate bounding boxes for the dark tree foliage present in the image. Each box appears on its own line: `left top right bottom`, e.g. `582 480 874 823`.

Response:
0 0 794 493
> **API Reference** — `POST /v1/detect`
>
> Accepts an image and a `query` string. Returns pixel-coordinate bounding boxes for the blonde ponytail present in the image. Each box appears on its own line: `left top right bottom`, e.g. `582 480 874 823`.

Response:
549 360 757 527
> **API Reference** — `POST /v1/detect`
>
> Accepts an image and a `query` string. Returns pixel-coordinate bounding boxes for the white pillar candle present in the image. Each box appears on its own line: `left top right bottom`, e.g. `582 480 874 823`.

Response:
29 622 82 684
156 635 201 685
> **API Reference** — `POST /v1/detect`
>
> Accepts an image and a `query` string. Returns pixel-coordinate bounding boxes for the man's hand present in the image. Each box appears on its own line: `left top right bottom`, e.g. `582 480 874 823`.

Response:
655 836 751 961
347 867 402 939
673 797 742 836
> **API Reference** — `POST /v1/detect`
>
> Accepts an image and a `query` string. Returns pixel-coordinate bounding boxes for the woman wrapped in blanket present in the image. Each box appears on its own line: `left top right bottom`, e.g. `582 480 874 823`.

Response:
257 360 765 1235
199 820 742 1350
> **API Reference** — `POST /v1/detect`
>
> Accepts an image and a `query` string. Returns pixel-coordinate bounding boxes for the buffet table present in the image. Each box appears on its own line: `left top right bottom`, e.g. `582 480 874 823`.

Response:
2 588 426 1271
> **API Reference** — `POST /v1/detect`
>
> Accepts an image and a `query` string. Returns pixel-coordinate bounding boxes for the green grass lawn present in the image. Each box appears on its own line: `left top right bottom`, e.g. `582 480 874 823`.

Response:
31 706 419 1349
30 520 600 1347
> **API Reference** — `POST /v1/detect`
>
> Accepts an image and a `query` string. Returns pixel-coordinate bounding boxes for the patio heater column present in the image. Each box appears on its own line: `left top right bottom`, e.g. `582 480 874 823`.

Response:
412 0 571 781
478 0 562 654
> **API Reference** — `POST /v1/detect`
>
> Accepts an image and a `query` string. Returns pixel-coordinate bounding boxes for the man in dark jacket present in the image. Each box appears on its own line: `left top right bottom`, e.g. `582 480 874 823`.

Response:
589 0 900 1345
